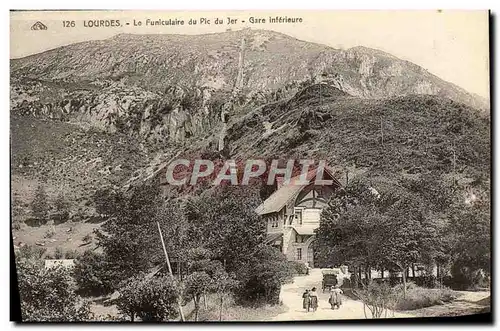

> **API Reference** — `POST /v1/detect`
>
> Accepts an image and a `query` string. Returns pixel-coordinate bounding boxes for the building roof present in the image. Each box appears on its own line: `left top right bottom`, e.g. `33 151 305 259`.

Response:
255 167 340 215
44 259 75 269
264 232 283 244
293 226 316 235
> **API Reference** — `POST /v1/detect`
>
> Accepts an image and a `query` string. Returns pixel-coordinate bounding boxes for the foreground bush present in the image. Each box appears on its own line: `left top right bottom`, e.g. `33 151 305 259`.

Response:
116 275 180 321
16 258 92 321
353 281 396 318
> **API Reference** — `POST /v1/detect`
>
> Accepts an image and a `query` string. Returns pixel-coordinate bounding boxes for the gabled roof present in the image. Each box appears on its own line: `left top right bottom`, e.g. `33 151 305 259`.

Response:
293 226 316 235
255 167 340 216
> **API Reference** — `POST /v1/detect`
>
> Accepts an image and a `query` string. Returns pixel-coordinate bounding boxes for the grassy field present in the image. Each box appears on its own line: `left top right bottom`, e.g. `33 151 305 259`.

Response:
181 294 288 322
87 293 287 322
12 220 100 257
392 285 459 311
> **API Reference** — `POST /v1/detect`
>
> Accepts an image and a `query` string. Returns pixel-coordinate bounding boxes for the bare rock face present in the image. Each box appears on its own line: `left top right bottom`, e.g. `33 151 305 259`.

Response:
11 78 227 144
10 29 488 145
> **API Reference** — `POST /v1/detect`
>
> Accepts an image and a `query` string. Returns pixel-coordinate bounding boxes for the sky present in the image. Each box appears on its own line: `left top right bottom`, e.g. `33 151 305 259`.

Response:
10 10 490 99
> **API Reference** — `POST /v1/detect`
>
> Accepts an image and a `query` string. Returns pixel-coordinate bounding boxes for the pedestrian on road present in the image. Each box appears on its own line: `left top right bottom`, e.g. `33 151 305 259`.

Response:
309 287 318 312
329 285 343 309
302 289 311 312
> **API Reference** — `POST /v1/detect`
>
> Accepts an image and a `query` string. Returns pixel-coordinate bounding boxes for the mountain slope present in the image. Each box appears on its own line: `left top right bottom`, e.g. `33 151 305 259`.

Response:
125 84 489 200
11 30 487 110
10 29 490 221
10 29 488 149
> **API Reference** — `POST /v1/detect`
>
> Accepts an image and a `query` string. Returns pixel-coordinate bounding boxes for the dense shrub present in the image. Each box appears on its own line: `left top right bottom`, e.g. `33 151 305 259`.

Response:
52 247 64 259
288 261 309 275
64 249 80 259
116 275 180 321
16 244 46 265
449 264 489 290
419 275 438 288
12 220 22 231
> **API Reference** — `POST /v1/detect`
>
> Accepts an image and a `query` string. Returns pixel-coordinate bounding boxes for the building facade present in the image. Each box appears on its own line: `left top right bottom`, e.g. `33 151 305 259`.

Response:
256 169 341 268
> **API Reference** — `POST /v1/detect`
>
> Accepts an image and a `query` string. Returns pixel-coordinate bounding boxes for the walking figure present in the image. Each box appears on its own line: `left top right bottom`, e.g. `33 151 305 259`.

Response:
302 289 311 312
309 287 319 312
329 285 343 309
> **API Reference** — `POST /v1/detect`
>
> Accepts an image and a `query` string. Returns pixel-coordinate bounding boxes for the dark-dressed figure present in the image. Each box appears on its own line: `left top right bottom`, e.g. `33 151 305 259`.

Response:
309 287 318 312
302 289 310 312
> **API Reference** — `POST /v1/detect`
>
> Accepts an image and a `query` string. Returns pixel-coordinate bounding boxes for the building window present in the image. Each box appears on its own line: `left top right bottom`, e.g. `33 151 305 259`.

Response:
295 209 303 226
296 235 303 243
296 248 302 260
270 215 279 228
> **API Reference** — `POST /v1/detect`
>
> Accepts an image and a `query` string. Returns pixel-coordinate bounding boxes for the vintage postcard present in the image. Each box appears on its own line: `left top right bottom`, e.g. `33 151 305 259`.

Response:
10 10 490 322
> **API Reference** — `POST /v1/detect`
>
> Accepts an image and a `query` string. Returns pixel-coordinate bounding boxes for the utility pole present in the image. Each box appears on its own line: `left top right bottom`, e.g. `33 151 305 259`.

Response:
157 222 185 321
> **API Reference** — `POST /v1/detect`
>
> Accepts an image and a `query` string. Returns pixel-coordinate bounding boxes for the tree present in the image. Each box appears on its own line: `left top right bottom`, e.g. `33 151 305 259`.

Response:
93 187 126 221
314 179 386 274
16 257 92 321
184 271 213 321
73 250 114 297
116 274 180 321
31 184 49 225
94 183 181 286
212 270 238 321
447 199 490 289
182 248 225 321
315 179 441 298
183 185 296 307
235 245 293 305
184 185 266 273
53 192 70 224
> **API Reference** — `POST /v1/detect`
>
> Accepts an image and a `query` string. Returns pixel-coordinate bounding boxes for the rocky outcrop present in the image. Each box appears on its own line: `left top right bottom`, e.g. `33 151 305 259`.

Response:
11 78 232 144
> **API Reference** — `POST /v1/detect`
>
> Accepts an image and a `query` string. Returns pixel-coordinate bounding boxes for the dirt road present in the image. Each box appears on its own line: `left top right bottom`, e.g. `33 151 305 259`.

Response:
272 269 415 321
